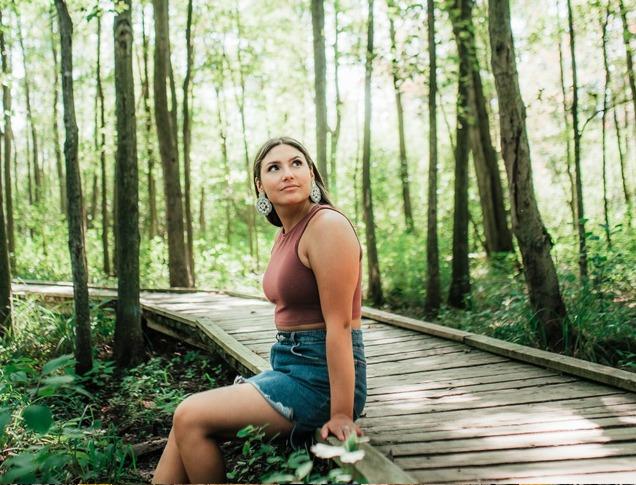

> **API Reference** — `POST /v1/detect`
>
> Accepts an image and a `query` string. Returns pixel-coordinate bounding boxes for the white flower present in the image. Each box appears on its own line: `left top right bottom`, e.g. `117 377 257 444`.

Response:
310 443 345 459
340 450 365 464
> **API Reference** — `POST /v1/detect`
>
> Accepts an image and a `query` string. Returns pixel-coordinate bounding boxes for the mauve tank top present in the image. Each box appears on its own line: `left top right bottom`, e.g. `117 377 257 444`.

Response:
263 204 363 326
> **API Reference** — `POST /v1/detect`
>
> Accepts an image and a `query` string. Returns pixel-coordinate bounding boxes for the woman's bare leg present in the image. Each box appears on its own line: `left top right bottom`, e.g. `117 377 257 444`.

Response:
152 428 189 484
152 383 293 484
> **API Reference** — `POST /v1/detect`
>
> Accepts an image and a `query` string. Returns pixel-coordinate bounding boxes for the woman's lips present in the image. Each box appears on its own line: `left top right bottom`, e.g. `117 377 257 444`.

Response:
281 186 299 191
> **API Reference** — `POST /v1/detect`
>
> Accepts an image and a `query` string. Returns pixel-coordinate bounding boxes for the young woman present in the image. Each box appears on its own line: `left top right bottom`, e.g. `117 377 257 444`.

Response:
152 136 366 484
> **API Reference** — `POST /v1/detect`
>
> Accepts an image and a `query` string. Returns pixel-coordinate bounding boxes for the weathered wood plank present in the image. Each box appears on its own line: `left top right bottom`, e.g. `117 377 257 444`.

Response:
371 415 636 446
366 375 578 404
407 454 636 482
396 442 636 470
383 425 636 457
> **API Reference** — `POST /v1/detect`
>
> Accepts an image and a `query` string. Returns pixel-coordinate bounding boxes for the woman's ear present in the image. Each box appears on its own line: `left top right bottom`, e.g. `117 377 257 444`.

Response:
255 178 262 193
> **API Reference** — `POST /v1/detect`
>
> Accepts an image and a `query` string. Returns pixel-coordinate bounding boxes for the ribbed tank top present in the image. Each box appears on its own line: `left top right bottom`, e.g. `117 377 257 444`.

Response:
263 204 363 326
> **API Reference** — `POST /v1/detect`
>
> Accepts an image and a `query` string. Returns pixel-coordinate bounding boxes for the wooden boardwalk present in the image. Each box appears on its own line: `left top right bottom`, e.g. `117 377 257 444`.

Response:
14 282 636 483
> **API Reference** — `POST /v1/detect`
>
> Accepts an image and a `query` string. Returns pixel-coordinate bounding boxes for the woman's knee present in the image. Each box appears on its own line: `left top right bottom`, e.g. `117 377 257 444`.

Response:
173 393 209 441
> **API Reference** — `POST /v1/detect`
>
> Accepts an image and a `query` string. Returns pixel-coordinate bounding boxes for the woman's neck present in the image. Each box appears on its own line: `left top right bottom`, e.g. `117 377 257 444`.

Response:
277 201 316 234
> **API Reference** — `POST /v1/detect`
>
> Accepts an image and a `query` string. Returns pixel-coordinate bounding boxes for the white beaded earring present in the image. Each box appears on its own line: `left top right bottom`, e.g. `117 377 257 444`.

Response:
256 191 273 216
310 179 321 203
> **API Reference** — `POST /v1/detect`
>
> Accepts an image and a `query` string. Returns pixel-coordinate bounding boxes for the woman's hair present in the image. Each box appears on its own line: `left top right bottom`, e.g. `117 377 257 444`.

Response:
253 136 332 227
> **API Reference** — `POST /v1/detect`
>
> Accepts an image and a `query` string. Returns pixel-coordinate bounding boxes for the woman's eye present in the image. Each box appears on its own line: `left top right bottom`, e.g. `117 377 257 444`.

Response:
293 159 302 166
268 165 278 172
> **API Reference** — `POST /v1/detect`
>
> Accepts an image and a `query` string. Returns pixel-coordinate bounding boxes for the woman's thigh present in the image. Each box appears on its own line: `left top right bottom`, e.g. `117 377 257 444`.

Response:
173 383 294 441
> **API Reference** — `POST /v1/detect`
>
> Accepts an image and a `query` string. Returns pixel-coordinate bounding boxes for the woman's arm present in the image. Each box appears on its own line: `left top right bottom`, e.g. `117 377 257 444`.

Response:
305 210 362 441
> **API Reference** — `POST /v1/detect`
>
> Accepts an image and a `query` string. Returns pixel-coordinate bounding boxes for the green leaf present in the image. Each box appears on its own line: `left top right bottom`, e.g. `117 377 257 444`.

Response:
42 354 74 375
287 449 310 468
42 375 75 386
237 424 255 438
0 410 12 436
295 460 313 480
262 472 295 484
22 405 53 434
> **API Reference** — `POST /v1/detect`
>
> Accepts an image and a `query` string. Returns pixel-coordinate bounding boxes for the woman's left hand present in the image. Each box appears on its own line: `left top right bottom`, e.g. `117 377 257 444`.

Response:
320 413 363 441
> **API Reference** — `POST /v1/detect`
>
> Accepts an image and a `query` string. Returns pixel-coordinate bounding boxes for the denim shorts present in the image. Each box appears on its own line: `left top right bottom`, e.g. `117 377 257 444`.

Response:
238 329 367 446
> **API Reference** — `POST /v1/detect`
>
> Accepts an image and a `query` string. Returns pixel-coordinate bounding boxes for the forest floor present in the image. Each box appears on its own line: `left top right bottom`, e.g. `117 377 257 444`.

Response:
0 299 337 483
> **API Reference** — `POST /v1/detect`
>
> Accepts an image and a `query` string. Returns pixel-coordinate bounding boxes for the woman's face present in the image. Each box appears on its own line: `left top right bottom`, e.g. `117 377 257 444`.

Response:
257 144 313 207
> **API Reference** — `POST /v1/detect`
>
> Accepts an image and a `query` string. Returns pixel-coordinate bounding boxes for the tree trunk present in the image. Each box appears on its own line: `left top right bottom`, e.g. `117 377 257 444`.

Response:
199 186 206 235
0 126 11 334
617 0 636 138
182 0 195 285
141 7 158 240
54 0 93 375
362 0 383 306
49 10 66 214
449 0 512 255
311 0 329 182
0 10 14 271
152 0 192 288
214 83 233 245
231 5 257 264
89 172 98 225
425 0 440 316
113 0 143 369
566 0 588 281
328 0 342 200
613 92 632 226
96 16 110 275
489 0 568 352
16 13 41 203
387 3 414 233
556 0 577 231
448 9 471 309
600 5 612 247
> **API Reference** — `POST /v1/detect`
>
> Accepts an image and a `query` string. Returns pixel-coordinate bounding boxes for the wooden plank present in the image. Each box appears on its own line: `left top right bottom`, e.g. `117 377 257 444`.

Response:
371 415 636 446
366 354 509 378
362 306 472 343
367 362 548 390
358 395 636 431
383 425 636 457
486 470 636 484
407 454 636 482
397 442 636 471
367 369 562 397
366 375 578 404
362 302 636 394
196 317 270 375
362 383 625 419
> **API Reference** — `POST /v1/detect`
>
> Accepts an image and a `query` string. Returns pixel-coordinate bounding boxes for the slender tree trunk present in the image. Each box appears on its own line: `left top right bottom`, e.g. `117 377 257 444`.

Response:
141 8 158 239
54 0 93 375
230 6 257 263
387 4 414 233
600 5 612 247
617 0 636 137
89 172 98 225
49 10 66 214
425 0 440 316
362 0 383 306
199 186 206 235
328 0 342 200
489 0 568 352
556 0 577 230
16 13 40 203
311 0 329 182
449 0 512 255
613 92 632 226
152 0 192 287
0 10 14 270
448 10 471 309
0 128 11 334
182 0 195 285
214 83 232 245
96 16 110 275
566 0 588 281
113 0 143 369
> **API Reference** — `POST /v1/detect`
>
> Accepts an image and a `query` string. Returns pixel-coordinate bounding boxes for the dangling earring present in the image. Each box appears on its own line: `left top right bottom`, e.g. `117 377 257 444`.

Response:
310 179 321 203
256 191 273 216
